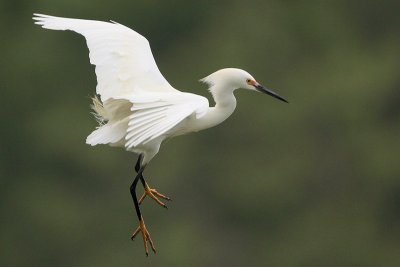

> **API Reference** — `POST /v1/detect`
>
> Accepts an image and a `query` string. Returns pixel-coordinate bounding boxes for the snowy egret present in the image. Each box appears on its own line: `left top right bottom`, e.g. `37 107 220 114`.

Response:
33 13 288 255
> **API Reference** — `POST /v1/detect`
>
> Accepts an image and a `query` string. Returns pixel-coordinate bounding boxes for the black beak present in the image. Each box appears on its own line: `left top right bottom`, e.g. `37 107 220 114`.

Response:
255 84 288 103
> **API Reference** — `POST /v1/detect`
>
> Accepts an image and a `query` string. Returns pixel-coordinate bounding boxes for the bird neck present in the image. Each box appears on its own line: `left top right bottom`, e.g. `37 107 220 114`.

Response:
195 84 237 131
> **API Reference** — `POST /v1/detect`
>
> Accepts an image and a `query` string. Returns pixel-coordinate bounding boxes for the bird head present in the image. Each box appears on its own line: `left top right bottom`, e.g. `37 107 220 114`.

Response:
200 68 288 103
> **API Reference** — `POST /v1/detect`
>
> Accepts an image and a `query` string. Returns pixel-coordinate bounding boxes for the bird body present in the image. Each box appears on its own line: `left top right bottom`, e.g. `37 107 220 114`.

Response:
87 68 253 164
33 13 288 255
87 90 210 165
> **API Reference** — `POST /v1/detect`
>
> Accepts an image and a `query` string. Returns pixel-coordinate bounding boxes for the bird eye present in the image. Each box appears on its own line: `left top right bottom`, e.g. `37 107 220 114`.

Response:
246 79 252 85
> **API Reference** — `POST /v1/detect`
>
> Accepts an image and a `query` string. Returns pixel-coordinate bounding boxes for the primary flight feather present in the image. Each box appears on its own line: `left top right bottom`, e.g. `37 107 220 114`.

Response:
33 13 288 256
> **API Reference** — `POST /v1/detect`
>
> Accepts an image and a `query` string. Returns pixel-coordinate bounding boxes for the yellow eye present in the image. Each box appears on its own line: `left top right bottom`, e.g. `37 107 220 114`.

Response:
246 79 252 84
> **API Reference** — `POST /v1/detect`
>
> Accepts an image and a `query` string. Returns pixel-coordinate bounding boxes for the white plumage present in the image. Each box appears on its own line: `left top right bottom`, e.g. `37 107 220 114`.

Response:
33 13 287 255
33 13 213 165
34 14 176 100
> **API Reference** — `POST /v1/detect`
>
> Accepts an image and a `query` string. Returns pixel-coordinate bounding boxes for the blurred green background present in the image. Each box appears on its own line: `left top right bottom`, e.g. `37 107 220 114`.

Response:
1 1 400 266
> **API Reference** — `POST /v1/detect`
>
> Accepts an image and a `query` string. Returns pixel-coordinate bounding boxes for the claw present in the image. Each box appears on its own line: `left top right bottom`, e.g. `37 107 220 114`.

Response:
131 217 156 255
139 183 171 208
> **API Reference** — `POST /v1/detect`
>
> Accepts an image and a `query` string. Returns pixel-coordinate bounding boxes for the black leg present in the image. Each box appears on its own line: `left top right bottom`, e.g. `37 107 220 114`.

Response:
135 154 147 188
130 164 156 255
130 168 144 221
134 154 170 208
135 154 143 173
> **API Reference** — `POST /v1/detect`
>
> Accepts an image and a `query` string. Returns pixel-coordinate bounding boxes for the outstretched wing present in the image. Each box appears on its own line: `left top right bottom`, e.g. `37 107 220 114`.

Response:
124 93 209 148
33 13 177 101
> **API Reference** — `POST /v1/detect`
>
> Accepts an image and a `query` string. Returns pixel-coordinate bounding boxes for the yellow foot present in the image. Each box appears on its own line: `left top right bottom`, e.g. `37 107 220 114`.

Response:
131 217 156 256
139 183 171 209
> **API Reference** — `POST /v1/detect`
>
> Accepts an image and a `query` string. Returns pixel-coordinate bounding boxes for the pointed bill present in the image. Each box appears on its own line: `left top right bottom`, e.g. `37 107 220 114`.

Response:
255 84 288 103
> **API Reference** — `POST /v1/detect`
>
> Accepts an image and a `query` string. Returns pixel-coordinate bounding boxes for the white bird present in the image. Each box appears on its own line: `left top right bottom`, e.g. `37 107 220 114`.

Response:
33 13 288 255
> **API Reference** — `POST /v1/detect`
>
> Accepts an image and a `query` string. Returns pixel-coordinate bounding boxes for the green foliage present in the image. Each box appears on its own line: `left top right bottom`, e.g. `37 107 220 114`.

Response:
1 1 400 266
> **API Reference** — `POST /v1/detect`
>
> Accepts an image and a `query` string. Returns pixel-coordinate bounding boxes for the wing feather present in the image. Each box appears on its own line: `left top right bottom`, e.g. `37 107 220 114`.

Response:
86 117 129 145
125 93 209 148
33 13 177 101
33 14 211 149
127 111 166 131
125 114 166 140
